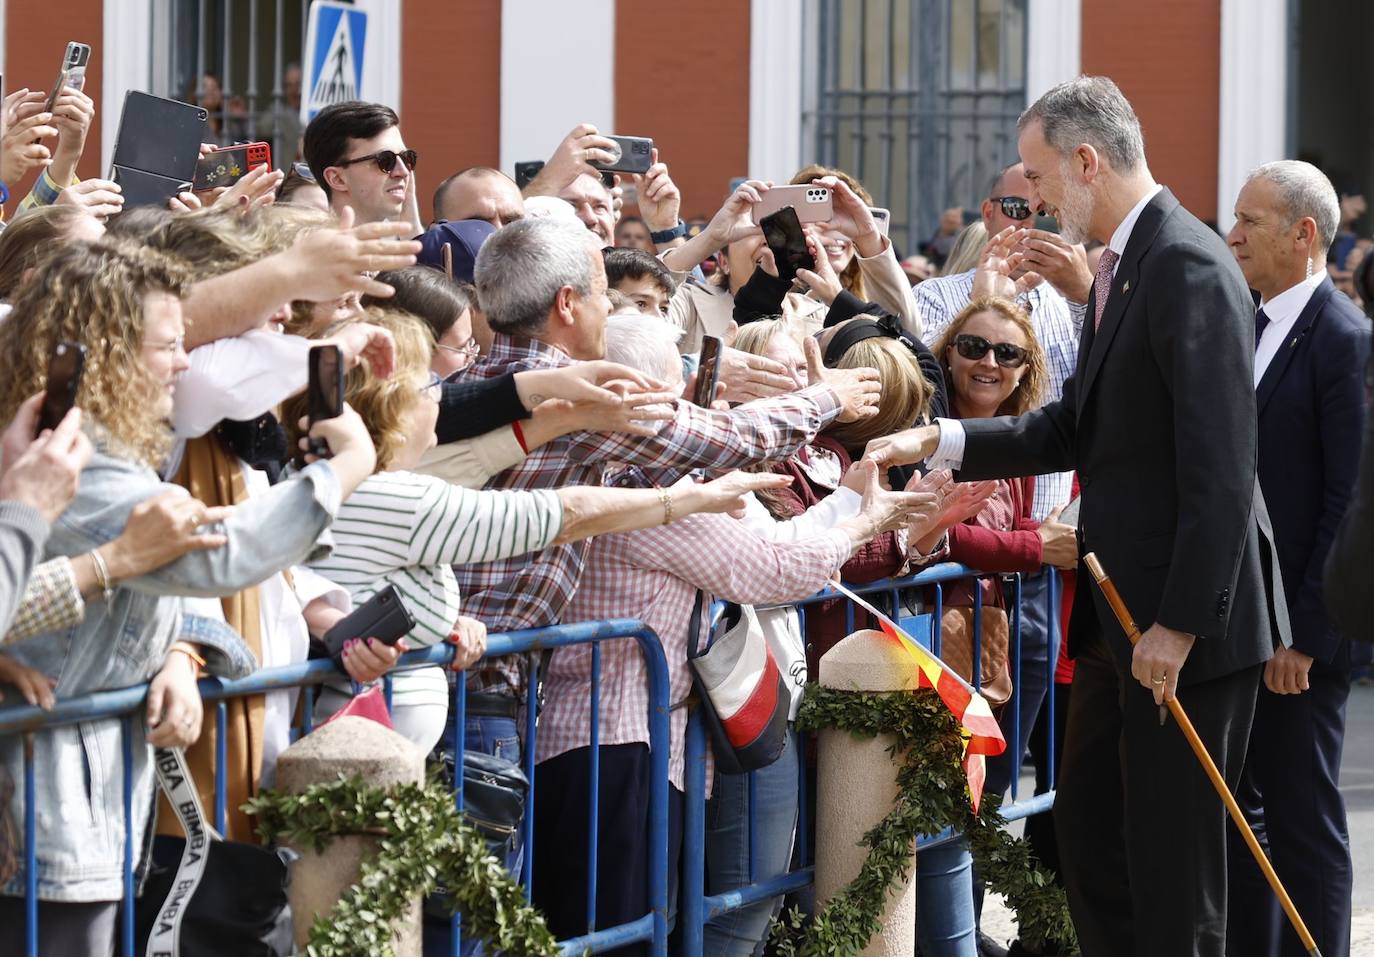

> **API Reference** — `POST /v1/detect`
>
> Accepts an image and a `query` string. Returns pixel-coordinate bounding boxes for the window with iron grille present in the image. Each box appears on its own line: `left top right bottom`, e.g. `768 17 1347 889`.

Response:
802 0 1028 256
151 0 310 169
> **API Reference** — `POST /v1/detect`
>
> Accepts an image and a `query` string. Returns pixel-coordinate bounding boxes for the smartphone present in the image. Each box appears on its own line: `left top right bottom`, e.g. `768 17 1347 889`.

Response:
322 585 416 659
692 335 723 407
869 207 891 237
588 135 654 175
306 344 344 458
759 206 815 284
37 341 87 436
45 42 91 113
109 91 208 207
514 160 544 190
192 141 272 190
751 184 833 225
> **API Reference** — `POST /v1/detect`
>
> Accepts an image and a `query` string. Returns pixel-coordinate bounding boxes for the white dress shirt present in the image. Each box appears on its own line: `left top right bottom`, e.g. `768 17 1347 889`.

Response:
1254 271 1325 386
929 184 1166 474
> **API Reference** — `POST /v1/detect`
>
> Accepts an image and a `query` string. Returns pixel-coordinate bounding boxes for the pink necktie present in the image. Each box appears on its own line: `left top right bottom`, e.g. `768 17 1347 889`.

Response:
1093 247 1120 331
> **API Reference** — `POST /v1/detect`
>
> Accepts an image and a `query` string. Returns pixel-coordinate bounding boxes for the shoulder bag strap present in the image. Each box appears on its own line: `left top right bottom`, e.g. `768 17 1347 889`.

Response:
146 747 220 957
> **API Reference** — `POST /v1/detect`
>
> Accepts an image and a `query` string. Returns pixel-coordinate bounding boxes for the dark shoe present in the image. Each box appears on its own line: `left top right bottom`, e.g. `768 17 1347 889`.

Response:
978 932 1011 957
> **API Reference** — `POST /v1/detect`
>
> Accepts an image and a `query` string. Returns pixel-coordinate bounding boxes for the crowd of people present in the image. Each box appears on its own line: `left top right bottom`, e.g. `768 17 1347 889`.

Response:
0 64 1369 957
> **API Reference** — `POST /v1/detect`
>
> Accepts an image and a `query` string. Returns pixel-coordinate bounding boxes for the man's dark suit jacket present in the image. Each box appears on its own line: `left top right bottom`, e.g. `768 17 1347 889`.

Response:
958 188 1288 684
1258 279 1371 661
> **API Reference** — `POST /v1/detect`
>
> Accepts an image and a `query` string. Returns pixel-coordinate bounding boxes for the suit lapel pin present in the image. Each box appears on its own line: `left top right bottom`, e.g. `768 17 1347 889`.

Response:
1122 280 1131 293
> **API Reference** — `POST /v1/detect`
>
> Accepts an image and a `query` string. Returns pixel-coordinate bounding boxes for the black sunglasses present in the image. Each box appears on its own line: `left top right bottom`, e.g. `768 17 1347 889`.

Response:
335 148 419 174
991 195 1032 221
953 334 1030 368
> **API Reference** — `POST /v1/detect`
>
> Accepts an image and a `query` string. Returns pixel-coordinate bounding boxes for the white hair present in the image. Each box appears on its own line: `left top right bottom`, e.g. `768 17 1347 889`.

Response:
523 195 581 222
1246 160 1341 251
603 315 684 383
474 217 601 337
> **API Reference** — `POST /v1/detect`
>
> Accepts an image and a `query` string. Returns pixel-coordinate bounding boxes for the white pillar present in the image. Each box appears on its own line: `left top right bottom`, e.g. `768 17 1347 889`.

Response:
1025 0 1081 102
102 0 154 175
1217 0 1288 232
817 629 923 956
499 0 615 177
748 0 804 182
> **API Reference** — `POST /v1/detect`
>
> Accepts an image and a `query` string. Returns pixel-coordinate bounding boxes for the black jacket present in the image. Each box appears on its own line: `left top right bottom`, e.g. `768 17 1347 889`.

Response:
958 188 1289 684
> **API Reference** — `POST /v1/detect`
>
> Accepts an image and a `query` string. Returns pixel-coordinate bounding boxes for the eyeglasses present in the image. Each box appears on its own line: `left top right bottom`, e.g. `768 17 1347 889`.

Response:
289 162 316 182
990 196 1033 221
953 334 1030 368
419 371 443 395
143 335 186 356
335 148 419 175
435 339 480 369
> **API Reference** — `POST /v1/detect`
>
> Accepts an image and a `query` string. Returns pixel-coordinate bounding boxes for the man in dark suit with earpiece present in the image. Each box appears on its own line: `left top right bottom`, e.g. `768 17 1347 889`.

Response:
1224 159 1370 957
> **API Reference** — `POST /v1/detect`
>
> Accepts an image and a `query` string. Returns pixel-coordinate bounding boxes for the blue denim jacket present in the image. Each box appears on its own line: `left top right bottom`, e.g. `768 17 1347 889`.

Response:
0 444 340 901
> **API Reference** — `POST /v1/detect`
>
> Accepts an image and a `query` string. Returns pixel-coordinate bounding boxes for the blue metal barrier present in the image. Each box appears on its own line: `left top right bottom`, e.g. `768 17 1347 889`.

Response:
0 564 1061 957
679 562 1063 955
0 618 672 957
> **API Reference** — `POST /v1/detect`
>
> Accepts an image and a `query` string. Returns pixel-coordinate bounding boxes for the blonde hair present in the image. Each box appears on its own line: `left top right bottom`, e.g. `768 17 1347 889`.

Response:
933 296 1047 416
824 325 935 449
941 222 987 276
0 206 98 300
790 164 873 301
284 306 434 471
731 316 806 361
0 240 191 467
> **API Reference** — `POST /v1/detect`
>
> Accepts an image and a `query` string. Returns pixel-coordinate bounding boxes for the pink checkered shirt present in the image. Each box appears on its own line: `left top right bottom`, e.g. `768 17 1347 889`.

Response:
453 334 843 696
536 512 852 791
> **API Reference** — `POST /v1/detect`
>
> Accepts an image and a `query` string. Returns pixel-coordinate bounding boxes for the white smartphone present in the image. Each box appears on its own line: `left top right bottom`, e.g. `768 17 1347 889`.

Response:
869 207 891 237
46 41 92 112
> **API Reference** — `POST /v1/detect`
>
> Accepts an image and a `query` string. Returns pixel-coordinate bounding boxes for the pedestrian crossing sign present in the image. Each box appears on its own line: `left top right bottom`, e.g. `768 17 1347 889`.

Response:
302 1 369 123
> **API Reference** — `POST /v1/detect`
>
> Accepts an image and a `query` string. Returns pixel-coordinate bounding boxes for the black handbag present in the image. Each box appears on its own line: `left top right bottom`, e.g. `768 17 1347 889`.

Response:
425 748 528 919
135 748 296 957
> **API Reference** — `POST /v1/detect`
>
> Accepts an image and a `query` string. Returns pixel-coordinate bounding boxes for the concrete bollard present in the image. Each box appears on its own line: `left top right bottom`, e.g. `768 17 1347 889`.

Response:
817 628 923 957
274 715 425 955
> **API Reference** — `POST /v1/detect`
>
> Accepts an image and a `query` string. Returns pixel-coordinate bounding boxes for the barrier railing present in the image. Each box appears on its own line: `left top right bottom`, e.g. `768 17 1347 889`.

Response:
0 563 1060 957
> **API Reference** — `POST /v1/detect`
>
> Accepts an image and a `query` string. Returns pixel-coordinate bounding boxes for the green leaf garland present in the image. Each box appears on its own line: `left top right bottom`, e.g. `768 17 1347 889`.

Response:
245 774 559 957
769 684 1077 956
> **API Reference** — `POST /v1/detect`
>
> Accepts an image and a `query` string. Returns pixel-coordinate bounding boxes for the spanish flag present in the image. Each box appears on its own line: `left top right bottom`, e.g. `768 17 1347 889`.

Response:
829 580 1007 814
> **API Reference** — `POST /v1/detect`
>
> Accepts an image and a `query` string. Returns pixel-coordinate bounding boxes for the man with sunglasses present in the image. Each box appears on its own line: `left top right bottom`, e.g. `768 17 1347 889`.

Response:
912 165 1086 954
303 100 423 236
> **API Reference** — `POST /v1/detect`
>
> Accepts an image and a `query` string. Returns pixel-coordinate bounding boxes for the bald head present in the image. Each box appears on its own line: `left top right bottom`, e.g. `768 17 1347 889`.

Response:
433 167 525 228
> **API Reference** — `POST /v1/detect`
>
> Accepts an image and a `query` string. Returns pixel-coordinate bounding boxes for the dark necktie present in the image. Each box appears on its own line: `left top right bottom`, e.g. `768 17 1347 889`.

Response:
1254 307 1271 351
1092 248 1120 330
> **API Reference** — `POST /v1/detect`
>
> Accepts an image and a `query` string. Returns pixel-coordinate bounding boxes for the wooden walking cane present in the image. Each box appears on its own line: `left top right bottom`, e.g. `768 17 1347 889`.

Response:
1083 552 1323 957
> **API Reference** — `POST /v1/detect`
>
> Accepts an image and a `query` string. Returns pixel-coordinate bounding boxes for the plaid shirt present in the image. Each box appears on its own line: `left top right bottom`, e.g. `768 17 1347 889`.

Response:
6 558 83 646
913 269 1085 520
538 513 851 790
453 334 842 695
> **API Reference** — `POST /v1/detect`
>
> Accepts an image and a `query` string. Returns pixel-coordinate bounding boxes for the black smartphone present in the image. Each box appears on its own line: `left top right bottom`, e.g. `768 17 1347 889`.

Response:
45 41 91 113
306 344 344 458
321 585 416 659
37 341 86 436
514 160 544 190
588 135 654 175
693 335 723 407
109 91 208 208
192 141 272 190
759 206 815 284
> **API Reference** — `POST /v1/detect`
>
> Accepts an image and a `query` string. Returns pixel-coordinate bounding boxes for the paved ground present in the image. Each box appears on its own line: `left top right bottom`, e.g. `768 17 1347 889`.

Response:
981 682 1374 954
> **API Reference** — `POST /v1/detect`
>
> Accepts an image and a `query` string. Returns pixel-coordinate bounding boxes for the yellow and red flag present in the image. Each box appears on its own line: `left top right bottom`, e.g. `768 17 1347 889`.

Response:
828 580 1006 813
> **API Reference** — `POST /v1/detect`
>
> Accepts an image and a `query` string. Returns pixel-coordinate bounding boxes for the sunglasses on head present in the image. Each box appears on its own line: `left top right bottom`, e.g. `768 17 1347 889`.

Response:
991 196 1032 221
335 148 419 174
289 161 316 182
953 334 1030 368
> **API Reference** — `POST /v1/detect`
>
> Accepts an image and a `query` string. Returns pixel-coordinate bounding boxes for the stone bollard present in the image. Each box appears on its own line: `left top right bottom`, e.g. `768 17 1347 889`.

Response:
274 715 425 955
817 628 923 957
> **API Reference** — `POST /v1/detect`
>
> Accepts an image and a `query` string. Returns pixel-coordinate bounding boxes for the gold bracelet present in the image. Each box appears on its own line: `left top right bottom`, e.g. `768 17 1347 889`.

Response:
658 487 674 525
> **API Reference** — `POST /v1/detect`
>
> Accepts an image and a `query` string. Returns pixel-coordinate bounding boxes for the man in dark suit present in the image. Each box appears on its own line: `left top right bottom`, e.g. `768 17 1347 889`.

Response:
864 76 1288 957
1223 160 1371 957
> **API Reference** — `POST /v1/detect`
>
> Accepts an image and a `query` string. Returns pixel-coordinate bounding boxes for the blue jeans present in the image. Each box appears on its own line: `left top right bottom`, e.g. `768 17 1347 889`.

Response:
703 729 800 957
916 837 977 957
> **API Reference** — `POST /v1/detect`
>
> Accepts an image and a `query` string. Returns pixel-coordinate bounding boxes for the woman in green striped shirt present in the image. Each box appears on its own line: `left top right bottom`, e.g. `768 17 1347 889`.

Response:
298 308 788 750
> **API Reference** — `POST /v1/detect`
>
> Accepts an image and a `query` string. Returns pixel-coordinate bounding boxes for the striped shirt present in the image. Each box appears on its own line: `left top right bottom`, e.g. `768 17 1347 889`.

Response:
306 470 563 709
913 270 1085 520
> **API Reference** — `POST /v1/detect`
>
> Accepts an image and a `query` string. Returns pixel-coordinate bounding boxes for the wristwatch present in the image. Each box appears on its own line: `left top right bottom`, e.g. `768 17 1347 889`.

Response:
650 222 687 244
